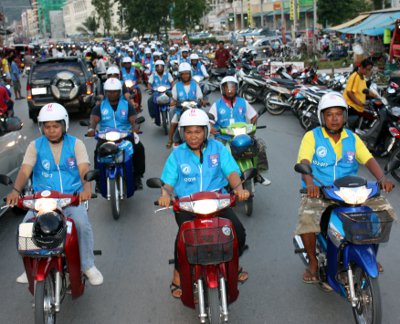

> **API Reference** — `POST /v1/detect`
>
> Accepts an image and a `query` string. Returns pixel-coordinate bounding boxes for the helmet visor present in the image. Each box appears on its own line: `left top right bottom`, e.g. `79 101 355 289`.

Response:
223 82 237 95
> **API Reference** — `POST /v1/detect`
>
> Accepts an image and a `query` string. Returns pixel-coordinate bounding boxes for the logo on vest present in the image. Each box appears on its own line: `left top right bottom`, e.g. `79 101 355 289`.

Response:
180 164 191 175
121 110 127 116
101 108 109 115
178 91 184 98
344 151 355 163
42 159 50 171
219 108 226 114
316 146 327 158
208 154 219 168
67 157 76 168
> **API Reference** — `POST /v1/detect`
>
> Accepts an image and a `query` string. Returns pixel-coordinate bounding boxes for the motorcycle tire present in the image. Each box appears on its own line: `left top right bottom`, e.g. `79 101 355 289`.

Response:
240 84 258 104
110 178 121 220
389 146 400 182
244 180 254 217
161 111 169 136
207 287 221 324
265 93 286 115
35 272 56 324
351 264 382 324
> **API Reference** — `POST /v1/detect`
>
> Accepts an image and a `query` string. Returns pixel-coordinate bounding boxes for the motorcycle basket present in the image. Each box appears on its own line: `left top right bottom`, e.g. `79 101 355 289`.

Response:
230 139 259 159
182 227 234 265
16 222 65 257
338 210 393 245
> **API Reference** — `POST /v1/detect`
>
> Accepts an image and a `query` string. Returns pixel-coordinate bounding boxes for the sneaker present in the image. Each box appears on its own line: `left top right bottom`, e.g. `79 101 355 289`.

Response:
84 266 103 286
256 175 271 186
16 271 28 284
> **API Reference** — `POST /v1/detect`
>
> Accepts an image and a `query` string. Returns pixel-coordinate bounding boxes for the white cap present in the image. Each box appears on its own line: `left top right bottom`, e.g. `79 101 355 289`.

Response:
104 78 122 91
122 56 132 63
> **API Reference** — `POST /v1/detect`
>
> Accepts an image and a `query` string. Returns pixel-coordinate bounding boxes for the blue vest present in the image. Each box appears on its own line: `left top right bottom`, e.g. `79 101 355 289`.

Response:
172 140 229 197
176 80 198 101
99 97 130 131
33 135 83 194
152 72 171 88
121 67 138 82
305 127 359 187
137 52 145 62
192 62 204 76
179 56 190 64
169 54 178 62
215 97 247 140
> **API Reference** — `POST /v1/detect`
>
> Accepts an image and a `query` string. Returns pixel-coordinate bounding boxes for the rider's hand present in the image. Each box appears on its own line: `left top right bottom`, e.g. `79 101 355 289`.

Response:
234 189 250 202
6 190 19 207
306 185 320 198
380 178 395 193
86 129 95 137
158 196 171 207
79 189 92 203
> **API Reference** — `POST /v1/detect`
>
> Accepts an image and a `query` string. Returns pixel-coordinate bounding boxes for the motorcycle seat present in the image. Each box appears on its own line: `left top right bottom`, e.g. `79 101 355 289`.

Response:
271 78 296 86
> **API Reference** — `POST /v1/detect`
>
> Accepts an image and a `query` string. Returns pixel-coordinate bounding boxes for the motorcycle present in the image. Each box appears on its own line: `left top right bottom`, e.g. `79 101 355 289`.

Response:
264 82 293 115
124 79 142 113
219 122 267 216
80 117 145 219
146 168 257 323
293 161 400 324
0 175 98 324
153 85 171 135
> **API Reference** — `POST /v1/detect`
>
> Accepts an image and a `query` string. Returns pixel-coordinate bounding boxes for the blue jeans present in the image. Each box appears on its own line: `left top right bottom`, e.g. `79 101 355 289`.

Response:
23 204 95 272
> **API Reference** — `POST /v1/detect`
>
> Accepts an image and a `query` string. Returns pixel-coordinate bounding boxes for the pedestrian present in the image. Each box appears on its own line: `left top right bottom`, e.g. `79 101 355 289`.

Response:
214 40 230 70
1 52 11 80
10 56 24 100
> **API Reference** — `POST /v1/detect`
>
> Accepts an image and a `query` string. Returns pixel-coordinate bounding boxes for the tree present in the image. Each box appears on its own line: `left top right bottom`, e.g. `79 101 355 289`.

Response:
318 0 372 28
92 0 113 35
171 0 208 33
76 16 99 35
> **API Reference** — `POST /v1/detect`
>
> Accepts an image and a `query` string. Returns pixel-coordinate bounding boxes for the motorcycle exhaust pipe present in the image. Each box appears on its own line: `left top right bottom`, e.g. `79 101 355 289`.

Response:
198 279 207 323
293 235 309 266
220 277 229 322
268 100 291 108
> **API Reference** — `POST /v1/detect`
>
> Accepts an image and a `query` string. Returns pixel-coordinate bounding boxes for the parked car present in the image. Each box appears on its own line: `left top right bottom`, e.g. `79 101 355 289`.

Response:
26 56 100 122
0 116 28 216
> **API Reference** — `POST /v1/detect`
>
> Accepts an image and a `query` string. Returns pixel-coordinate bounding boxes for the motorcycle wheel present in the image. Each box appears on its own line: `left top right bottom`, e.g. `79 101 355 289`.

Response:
161 110 169 136
207 287 221 324
351 265 382 324
265 93 286 115
35 272 56 324
389 146 400 182
240 84 257 104
110 178 121 220
244 180 254 217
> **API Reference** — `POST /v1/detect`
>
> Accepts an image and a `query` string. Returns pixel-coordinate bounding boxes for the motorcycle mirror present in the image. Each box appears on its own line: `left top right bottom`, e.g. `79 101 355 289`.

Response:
80 120 90 127
0 174 12 186
5 117 23 131
294 163 313 175
135 116 145 124
207 113 215 121
84 170 100 182
146 178 164 189
242 168 257 181
385 155 400 173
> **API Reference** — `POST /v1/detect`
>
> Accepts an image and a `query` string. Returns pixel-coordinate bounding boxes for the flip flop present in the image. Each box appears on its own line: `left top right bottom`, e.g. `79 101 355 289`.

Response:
303 268 319 284
170 282 182 299
378 262 384 273
238 267 249 284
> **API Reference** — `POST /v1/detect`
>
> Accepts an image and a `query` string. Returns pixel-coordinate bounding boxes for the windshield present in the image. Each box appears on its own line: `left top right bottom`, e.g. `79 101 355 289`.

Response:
32 61 85 79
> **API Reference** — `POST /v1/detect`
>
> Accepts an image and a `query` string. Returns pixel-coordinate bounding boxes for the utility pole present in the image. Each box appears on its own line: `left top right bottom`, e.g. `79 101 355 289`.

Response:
260 0 264 27
313 0 317 52
293 0 297 38
241 0 244 30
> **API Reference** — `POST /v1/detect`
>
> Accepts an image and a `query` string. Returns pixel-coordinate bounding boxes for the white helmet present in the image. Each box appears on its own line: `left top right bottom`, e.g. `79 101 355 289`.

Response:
139 44 144 49
178 62 191 74
153 51 161 57
128 41 134 46
181 47 189 53
190 53 199 60
38 103 69 134
317 92 348 126
104 78 122 91
151 45 156 50
170 47 175 51
145 48 151 54
122 56 132 63
155 60 165 66
106 65 120 75
220 76 239 95
178 109 210 141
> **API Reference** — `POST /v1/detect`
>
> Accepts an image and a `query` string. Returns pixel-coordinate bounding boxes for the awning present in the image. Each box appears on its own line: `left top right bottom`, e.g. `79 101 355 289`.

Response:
328 14 369 31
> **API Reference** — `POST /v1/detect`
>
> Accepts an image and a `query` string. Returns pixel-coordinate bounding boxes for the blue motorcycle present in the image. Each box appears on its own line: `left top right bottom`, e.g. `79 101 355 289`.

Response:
152 85 171 135
293 162 399 324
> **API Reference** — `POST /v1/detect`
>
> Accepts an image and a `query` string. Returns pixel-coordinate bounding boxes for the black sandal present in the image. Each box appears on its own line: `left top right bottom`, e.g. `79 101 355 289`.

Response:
170 282 182 299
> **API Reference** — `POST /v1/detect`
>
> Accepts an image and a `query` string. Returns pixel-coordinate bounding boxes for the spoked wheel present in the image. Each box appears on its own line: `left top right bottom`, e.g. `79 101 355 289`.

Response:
35 272 56 324
243 180 254 217
351 265 382 324
207 287 221 324
109 178 121 220
299 105 318 131
388 146 400 182
240 85 257 104
265 93 286 115
161 110 169 135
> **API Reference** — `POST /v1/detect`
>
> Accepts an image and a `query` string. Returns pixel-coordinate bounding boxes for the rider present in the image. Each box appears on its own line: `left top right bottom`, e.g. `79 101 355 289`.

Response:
136 44 146 63
166 62 204 148
151 52 162 72
179 48 190 64
190 53 210 103
87 78 146 190
209 76 271 186
147 60 174 126
295 92 396 284
7 103 103 285
158 108 249 298
167 47 179 65
121 56 142 112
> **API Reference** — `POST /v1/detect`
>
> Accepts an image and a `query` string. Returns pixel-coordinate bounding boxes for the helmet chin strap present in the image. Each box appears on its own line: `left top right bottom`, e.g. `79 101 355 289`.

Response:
187 137 208 164
324 126 343 135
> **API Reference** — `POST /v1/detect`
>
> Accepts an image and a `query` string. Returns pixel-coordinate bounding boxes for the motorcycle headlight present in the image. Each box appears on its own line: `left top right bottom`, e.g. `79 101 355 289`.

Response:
179 199 231 215
157 86 167 92
232 128 247 136
105 131 122 141
124 80 134 88
334 186 372 205
34 198 58 214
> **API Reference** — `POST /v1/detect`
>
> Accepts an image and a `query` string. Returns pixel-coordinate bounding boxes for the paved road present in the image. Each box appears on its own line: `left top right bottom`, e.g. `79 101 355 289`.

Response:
0 82 399 324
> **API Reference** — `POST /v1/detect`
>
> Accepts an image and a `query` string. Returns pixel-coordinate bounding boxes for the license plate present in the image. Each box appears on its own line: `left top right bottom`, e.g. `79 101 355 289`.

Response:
31 87 47 95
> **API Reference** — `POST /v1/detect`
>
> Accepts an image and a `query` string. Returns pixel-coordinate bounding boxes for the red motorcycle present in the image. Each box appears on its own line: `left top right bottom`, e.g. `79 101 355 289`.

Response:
2 181 95 324
147 170 255 323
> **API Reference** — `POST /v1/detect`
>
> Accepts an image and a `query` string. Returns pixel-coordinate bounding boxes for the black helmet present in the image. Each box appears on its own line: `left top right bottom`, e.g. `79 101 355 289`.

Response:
32 211 66 249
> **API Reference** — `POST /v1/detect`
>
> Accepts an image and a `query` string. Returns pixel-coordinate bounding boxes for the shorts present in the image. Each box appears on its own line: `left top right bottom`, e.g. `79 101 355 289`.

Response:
295 195 396 235
12 79 21 91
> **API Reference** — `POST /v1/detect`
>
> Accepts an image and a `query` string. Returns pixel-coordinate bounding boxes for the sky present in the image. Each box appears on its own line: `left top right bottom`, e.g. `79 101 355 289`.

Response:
1 0 32 25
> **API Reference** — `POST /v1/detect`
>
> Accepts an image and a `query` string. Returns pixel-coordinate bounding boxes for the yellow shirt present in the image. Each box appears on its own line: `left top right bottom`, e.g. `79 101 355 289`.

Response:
1 58 10 73
343 71 367 113
297 127 373 165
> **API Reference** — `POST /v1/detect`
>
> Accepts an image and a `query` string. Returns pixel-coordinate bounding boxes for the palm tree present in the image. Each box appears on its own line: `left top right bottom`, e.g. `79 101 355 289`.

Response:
77 16 99 35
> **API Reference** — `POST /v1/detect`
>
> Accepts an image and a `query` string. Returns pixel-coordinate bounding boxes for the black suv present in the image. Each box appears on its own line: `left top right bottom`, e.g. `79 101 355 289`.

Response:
27 57 99 122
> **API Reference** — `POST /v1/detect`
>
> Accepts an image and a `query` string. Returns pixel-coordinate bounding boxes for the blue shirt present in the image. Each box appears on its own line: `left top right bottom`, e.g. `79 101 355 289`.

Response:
11 61 20 81
161 139 241 197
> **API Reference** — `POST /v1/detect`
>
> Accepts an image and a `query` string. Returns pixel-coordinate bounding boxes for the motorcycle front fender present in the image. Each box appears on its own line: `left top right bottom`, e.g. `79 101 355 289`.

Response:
204 265 219 289
343 244 379 278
